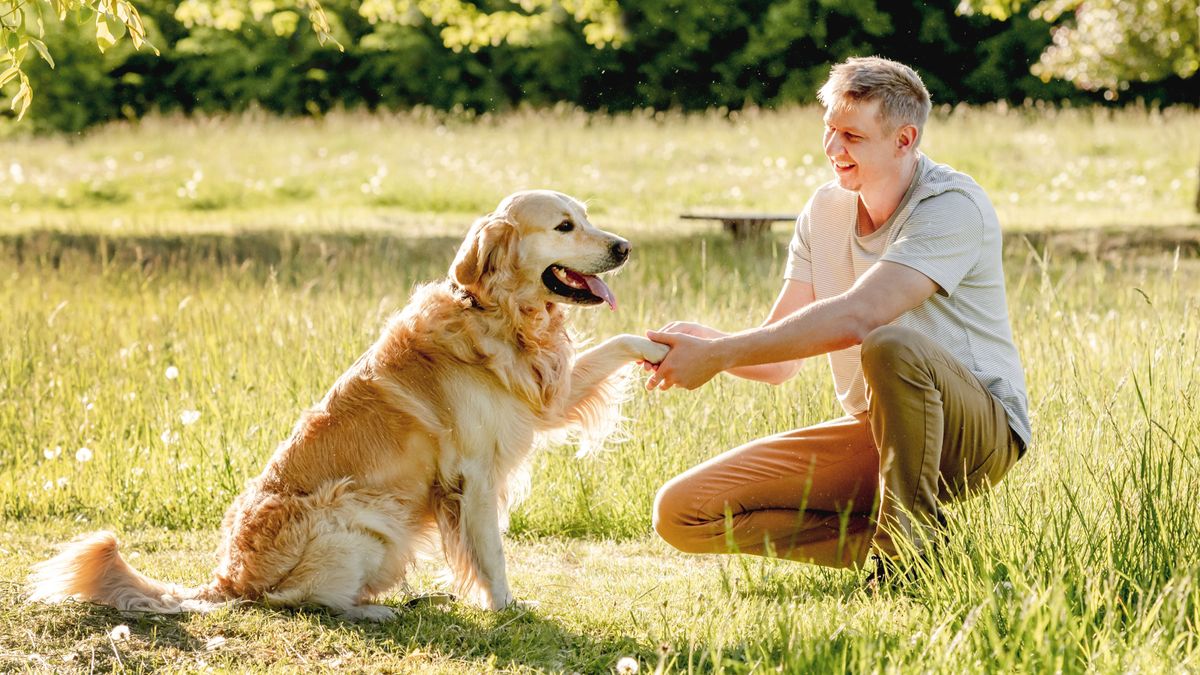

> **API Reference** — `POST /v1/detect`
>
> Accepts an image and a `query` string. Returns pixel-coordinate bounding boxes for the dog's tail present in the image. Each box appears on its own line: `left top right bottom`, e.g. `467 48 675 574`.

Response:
28 531 226 613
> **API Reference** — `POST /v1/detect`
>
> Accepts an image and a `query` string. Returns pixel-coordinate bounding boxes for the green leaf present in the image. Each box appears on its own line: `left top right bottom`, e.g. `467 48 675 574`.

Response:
28 37 53 68
94 11 121 52
0 64 19 88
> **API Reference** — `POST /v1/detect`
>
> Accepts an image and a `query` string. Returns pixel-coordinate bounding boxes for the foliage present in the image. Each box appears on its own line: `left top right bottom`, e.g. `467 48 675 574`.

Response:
959 0 1199 93
0 0 621 120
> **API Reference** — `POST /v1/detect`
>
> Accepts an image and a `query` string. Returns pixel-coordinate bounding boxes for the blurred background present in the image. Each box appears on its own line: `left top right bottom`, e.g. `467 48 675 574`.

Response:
2 0 1196 134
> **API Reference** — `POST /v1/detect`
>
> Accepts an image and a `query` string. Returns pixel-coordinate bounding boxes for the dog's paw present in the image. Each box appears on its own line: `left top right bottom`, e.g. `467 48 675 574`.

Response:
495 597 538 612
623 335 670 364
337 604 398 622
404 592 456 609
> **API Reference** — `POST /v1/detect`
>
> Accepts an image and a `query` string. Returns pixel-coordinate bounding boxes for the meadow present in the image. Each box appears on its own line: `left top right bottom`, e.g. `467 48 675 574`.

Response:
0 105 1198 672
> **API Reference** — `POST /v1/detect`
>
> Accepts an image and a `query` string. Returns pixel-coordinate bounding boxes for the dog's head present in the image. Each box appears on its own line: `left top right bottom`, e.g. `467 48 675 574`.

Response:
450 190 630 310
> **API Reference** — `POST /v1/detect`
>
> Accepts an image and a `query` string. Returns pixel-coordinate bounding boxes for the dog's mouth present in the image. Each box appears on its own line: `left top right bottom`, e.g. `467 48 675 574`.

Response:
542 265 617 310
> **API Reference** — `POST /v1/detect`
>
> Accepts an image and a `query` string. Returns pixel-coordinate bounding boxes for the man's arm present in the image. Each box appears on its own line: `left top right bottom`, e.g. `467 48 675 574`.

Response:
646 280 814 385
646 261 939 390
726 279 815 383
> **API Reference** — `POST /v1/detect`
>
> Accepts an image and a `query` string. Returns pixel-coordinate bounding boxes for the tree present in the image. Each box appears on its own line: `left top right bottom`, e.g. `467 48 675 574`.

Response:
958 0 1200 212
0 0 622 119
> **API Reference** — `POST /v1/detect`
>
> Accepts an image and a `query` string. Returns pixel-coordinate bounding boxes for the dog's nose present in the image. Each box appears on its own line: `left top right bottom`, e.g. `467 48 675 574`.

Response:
611 239 631 262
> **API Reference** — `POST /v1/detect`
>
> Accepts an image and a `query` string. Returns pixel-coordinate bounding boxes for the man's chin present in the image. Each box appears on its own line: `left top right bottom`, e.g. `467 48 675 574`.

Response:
836 175 862 191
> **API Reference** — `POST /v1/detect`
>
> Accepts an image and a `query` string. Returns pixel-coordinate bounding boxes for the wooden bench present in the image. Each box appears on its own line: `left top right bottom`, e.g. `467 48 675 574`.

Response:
679 212 798 240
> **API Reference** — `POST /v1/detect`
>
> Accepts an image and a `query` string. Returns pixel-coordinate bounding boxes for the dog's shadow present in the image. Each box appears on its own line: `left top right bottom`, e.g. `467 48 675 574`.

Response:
43 597 652 673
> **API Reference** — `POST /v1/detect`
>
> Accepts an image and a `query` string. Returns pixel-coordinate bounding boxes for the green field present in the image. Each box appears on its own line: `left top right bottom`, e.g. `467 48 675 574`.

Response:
1 107 1199 672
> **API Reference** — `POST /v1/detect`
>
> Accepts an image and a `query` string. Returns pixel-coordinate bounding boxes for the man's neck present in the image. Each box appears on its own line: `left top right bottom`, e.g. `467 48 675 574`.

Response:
857 154 919 236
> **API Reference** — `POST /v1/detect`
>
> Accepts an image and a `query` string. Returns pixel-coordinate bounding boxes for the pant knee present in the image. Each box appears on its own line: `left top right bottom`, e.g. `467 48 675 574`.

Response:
860 325 921 383
652 479 706 554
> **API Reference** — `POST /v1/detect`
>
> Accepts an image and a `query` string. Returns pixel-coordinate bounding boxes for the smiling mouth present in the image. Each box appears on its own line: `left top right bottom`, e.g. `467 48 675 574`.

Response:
542 265 617 310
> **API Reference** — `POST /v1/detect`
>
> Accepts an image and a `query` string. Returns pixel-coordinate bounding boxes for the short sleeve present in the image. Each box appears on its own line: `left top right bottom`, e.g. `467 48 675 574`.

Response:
881 191 983 296
784 208 812 283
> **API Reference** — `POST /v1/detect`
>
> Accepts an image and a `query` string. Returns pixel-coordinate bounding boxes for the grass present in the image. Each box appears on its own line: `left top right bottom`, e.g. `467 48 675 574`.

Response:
0 106 1199 672
0 104 1197 235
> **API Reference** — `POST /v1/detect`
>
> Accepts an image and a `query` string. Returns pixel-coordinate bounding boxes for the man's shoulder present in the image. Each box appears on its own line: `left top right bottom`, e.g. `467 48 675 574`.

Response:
915 156 987 199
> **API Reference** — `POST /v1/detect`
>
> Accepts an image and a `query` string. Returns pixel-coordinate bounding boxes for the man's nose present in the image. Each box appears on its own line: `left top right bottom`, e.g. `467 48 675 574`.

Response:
824 135 840 157
610 238 631 262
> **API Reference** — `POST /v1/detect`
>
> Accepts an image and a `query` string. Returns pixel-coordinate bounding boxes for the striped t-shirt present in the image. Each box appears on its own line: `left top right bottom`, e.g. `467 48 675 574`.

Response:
785 153 1031 449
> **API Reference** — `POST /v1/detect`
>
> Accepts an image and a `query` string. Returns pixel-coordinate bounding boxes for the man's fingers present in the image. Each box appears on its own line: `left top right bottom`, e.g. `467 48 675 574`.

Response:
645 330 677 345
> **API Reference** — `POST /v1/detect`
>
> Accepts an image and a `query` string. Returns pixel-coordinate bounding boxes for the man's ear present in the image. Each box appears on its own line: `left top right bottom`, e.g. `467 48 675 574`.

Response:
896 124 919 153
451 215 516 287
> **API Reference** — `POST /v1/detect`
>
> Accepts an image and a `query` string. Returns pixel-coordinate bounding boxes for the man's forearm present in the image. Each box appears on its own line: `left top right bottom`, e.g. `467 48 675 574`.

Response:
714 296 869 372
725 360 801 384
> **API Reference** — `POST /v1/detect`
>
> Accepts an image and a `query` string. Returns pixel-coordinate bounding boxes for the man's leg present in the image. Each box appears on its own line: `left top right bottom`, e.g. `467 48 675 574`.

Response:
653 415 879 568
860 325 1022 557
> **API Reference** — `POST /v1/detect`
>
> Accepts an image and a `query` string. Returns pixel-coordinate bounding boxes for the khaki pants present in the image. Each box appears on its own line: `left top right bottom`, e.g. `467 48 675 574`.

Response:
652 325 1023 567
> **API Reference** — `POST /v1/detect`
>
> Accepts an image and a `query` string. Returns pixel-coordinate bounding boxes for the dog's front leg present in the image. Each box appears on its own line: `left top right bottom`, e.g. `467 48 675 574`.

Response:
457 469 514 610
561 334 668 415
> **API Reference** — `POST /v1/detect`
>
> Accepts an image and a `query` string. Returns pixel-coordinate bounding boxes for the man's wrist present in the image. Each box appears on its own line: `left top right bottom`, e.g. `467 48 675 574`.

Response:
709 335 740 372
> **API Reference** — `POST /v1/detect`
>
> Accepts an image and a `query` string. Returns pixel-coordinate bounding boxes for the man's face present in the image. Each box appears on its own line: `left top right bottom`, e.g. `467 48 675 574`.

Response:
822 98 911 194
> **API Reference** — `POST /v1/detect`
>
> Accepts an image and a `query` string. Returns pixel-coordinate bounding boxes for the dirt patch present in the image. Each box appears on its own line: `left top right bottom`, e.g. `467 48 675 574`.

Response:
1009 225 1200 260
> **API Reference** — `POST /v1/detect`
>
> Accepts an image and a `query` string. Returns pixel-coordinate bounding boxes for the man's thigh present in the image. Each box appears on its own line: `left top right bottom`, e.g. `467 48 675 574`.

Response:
880 329 1020 500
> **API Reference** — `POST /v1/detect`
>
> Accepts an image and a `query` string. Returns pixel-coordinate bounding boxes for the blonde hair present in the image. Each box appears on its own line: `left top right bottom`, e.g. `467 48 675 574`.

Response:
818 56 932 141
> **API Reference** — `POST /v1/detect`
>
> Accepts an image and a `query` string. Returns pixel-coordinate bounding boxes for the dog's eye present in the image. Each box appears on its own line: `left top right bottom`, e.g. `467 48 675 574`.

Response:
555 220 574 233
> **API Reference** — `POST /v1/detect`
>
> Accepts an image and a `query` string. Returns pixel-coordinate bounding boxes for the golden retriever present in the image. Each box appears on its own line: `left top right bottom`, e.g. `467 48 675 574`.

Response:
28 189 668 620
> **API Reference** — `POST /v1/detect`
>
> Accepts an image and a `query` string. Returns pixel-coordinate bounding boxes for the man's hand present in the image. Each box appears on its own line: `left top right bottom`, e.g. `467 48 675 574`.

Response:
643 329 727 391
638 321 725 373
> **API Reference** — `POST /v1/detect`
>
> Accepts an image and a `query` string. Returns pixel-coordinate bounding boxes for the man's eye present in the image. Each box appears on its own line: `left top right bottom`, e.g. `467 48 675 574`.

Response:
555 221 574 233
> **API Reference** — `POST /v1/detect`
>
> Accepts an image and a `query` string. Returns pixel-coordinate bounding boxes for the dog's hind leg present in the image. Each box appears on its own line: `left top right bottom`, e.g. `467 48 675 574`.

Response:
435 472 513 610
264 528 400 622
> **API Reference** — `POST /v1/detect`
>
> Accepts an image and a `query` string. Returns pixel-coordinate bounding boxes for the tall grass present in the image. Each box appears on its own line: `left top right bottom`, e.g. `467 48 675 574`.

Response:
1 107 1198 671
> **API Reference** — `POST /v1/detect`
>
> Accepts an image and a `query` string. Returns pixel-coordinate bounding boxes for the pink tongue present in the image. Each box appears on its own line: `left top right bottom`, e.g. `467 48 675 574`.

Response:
582 275 617 311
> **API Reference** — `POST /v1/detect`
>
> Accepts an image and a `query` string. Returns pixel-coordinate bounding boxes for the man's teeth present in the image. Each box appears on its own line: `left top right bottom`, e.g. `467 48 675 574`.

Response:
553 266 587 289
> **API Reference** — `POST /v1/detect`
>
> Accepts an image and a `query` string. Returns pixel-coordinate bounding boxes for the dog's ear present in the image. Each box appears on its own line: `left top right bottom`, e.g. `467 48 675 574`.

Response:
451 215 517 287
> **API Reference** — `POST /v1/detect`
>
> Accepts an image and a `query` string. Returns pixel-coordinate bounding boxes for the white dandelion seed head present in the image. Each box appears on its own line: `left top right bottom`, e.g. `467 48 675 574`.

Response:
75 447 93 463
44 446 62 460
109 625 131 641
165 366 180 380
180 410 201 426
43 480 53 491
56 477 68 488
616 657 639 674
160 429 179 446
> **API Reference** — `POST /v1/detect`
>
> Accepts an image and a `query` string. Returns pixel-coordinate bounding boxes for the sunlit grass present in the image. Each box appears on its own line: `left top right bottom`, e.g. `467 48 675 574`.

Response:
1 226 1198 671
0 104 1196 236
1 106 1199 671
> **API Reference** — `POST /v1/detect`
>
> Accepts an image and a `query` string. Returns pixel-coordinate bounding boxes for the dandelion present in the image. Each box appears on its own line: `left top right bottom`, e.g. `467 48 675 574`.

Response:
109 625 131 641
57 477 68 488
165 366 179 380
180 410 201 426
616 656 639 674
43 480 53 491
43 446 62 460
204 636 226 651
160 429 179 446
76 447 93 463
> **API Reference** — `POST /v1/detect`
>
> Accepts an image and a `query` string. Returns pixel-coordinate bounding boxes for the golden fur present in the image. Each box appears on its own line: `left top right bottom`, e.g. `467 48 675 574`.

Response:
29 190 668 620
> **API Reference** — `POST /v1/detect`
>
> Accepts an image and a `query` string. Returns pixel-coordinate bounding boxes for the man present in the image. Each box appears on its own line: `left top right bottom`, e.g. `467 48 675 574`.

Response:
645 57 1030 573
